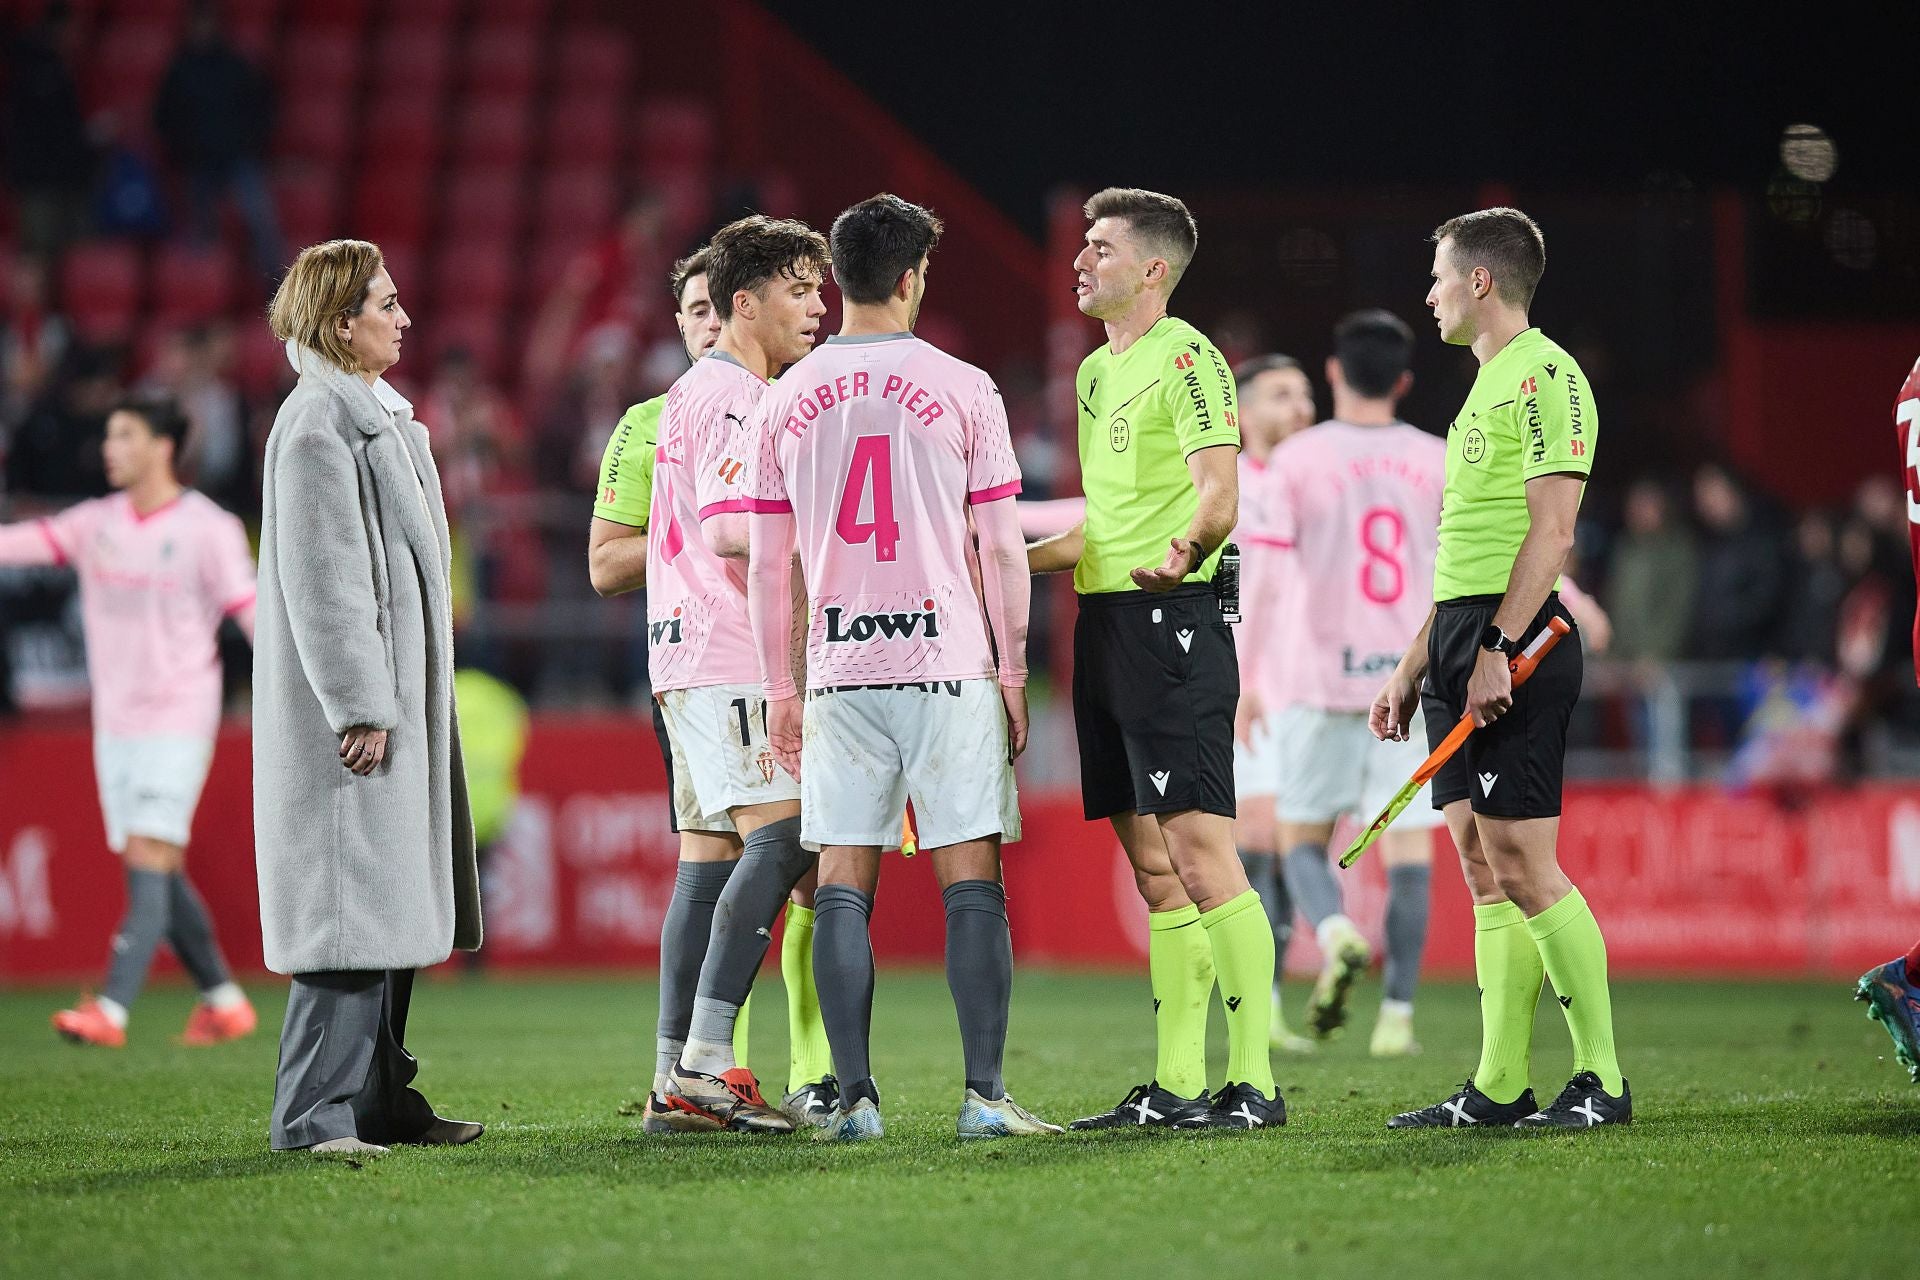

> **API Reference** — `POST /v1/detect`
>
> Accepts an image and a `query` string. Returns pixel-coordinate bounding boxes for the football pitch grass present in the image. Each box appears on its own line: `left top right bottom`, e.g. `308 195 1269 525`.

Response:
3 972 1916 1279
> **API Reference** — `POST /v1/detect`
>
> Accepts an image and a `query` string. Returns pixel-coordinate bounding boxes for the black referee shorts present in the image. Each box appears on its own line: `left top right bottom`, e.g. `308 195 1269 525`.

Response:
651 695 680 834
1420 592 1582 819
1073 583 1238 822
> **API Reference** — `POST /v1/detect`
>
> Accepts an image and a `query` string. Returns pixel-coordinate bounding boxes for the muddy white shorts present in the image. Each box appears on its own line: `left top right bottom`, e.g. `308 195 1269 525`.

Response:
800 677 1020 852
657 684 802 834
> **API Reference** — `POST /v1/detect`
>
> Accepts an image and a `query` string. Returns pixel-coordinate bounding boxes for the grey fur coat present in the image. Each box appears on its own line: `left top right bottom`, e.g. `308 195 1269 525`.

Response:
253 347 478 974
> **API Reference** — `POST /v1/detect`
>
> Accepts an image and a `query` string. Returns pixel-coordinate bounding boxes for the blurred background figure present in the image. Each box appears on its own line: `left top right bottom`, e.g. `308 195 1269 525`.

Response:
155 1 284 277
452 660 529 975
1687 463 1784 663
1603 479 1695 666
3 1 93 257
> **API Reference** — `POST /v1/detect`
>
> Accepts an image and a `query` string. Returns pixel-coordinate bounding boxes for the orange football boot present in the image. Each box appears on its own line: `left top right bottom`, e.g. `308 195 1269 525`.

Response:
181 997 258 1046
52 995 126 1048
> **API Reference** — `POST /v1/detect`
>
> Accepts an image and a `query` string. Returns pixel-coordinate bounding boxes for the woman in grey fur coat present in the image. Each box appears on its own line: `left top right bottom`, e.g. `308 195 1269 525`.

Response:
255 239 482 1156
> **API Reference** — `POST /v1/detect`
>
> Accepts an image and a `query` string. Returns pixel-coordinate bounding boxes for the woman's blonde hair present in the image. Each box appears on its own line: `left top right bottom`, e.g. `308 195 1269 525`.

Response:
268 239 386 373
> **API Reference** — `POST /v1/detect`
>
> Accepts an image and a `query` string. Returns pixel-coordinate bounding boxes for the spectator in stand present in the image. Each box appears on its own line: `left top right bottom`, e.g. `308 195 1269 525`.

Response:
423 348 525 514
1686 463 1784 661
4 345 121 499
3 2 94 257
1776 511 1847 666
0 255 72 436
141 325 249 511
154 1 285 276
523 196 674 399
1604 478 1696 664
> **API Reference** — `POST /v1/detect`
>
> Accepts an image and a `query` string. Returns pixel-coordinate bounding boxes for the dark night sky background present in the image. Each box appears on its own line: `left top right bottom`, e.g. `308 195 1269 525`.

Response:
761 2 1920 237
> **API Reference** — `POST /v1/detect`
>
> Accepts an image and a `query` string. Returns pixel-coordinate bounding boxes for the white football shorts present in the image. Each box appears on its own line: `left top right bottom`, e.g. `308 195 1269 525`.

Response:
799 677 1020 852
1272 704 1443 830
657 683 802 834
1233 711 1281 799
93 733 216 852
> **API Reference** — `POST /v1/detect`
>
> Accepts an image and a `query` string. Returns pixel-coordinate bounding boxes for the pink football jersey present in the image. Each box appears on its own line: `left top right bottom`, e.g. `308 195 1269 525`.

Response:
0 491 255 738
735 332 1021 687
1252 421 1444 711
1234 452 1274 698
645 352 768 692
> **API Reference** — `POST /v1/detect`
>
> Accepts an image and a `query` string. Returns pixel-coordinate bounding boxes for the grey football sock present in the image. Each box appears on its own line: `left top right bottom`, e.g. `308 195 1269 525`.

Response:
1238 849 1293 975
813 883 876 1093
166 873 232 992
1383 864 1433 1004
103 868 172 1012
1281 842 1344 929
942 879 1011 1099
657 860 737 1068
686 819 812 1054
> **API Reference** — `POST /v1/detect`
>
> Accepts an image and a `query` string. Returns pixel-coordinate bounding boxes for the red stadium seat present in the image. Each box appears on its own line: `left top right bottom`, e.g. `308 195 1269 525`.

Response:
273 169 340 248
462 23 541 97
373 22 452 98
376 244 424 300
150 242 238 324
349 166 434 247
470 0 553 21
635 99 715 168
552 24 630 94
288 0 369 33
378 88 444 167
280 29 359 92
235 320 294 396
443 170 526 241
453 96 532 167
86 19 174 121
59 242 144 343
534 167 616 241
527 237 584 300
543 89 623 166
274 89 355 164
432 239 517 312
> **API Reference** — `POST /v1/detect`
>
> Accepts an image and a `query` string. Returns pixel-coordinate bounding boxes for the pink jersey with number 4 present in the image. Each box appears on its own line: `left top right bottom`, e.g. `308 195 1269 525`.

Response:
0 491 255 738
735 332 1021 687
1250 421 1444 712
645 351 769 693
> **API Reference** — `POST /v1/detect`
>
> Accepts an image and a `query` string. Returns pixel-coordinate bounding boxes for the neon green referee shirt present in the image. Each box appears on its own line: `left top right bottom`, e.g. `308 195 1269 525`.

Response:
1434 327 1596 600
593 396 662 528
1075 316 1240 595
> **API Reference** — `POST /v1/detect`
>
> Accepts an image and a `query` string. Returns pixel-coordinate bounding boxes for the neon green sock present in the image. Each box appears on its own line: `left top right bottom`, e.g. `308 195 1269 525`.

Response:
1473 900 1544 1105
1199 889 1276 1095
782 901 834 1093
732 991 751 1072
1527 887 1624 1096
1148 904 1214 1099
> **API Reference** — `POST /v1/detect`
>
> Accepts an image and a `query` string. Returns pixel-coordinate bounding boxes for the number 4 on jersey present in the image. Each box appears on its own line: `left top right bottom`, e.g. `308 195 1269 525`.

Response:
836 434 902 562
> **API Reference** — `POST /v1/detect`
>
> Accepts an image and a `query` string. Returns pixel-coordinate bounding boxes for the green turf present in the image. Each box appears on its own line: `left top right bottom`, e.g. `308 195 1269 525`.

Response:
2 971 1915 1279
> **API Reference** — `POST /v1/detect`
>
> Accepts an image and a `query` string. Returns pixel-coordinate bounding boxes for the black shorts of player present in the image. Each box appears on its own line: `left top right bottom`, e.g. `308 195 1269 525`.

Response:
1073 583 1238 822
650 695 679 835
1420 592 1582 819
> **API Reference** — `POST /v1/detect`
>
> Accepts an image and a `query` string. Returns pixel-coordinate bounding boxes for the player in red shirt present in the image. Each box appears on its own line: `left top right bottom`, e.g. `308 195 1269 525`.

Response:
1854 356 1920 1084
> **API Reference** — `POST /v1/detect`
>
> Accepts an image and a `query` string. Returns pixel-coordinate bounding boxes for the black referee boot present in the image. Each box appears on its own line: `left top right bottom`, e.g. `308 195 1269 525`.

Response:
1068 1080 1211 1130
1177 1081 1286 1131
1387 1078 1537 1129
1515 1072 1632 1129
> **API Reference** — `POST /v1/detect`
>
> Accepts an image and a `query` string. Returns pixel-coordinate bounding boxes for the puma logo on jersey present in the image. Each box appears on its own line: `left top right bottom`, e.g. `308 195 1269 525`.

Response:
1478 771 1498 796
1148 770 1171 795
822 600 941 643
1176 628 1194 652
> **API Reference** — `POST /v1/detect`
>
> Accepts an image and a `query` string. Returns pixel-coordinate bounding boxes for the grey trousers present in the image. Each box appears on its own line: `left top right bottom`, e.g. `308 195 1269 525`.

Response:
270 969 436 1150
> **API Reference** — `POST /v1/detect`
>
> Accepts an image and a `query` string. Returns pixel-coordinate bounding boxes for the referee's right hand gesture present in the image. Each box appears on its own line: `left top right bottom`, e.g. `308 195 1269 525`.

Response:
1130 538 1202 592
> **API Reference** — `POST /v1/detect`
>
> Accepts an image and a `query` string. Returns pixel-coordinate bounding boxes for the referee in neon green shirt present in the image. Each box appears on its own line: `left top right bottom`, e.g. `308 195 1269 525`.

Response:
1371 207 1629 1129
1030 188 1280 1131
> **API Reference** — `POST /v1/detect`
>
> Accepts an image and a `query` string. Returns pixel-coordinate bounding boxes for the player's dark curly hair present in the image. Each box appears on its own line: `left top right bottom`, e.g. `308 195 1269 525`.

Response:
1332 309 1415 399
705 215 829 322
1084 187 1199 291
830 194 944 306
668 247 711 307
113 395 190 453
1432 207 1546 308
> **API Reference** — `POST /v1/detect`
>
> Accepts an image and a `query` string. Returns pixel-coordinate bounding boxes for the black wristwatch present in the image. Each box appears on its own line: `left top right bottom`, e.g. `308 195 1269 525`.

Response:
1478 624 1519 658
1182 539 1206 572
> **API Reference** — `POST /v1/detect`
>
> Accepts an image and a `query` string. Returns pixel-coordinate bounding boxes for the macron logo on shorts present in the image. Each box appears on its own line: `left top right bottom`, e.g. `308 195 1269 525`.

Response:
1149 770 1171 795
1478 771 1498 797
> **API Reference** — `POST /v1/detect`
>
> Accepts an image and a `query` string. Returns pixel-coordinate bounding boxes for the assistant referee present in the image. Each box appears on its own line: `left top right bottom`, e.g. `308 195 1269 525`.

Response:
1370 207 1630 1130
1029 188 1280 1131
